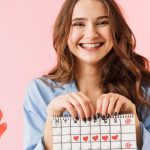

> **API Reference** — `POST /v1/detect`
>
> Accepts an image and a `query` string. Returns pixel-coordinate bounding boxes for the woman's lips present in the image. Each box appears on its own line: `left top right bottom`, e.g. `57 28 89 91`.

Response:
79 42 104 52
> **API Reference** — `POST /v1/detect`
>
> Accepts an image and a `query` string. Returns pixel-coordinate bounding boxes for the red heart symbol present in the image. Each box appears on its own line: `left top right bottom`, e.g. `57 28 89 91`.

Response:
112 135 118 140
83 136 88 142
73 136 79 141
0 110 7 138
92 135 98 141
102 135 108 141
0 123 7 138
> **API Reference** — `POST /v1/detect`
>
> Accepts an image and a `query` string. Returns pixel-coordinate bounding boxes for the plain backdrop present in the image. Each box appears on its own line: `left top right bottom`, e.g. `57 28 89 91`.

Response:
0 0 150 149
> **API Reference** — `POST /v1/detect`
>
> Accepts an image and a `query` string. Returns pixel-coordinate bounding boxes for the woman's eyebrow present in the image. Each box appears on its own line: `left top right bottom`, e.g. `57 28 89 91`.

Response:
72 16 108 22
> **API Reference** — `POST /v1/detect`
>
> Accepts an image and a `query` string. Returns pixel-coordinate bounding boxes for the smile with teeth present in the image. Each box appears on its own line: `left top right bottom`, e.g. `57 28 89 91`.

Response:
80 42 104 49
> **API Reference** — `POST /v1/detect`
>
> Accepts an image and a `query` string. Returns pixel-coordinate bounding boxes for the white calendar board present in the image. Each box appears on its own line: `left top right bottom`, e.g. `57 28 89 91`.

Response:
52 114 137 150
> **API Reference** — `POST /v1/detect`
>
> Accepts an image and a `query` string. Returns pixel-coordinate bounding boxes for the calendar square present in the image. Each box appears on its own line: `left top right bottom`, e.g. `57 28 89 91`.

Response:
71 127 80 134
122 133 136 140
91 142 100 149
110 125 121 133
101 141 110 149
81 142 90 149
62 143 71 149
62 127 70 134
62 135 71 142
71 135 80 142
53 128 61 135
101 125 110 133
72 143 80 150
122 124 136 132
111 141 121 149
101 134 110 142
81 135 90 142
81 126 90 134
53 135 61 143
111 133 121 141
53 144 61 150
122 141 137 149
91 126 100 134
91 134 100 142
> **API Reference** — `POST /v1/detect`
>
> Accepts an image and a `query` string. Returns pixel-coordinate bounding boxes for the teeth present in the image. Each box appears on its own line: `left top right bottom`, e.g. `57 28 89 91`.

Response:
81 43 102 48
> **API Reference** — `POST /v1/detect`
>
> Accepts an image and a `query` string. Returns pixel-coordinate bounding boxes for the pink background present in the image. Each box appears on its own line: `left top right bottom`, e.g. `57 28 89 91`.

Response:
0 0 150 149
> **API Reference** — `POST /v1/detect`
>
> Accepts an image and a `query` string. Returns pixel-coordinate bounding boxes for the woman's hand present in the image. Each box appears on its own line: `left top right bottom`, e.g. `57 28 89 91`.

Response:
47 92 95 120
95 92 142 148
96 93 137 116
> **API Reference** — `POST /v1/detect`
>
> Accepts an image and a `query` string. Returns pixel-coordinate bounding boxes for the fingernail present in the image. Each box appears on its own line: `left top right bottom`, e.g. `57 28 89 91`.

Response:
115 112 118 116
75 116 79 120
106 114 110 118
93 114 97 120
87 117 91 121
82 117 86 122
96 113 100 118
102 115 105 120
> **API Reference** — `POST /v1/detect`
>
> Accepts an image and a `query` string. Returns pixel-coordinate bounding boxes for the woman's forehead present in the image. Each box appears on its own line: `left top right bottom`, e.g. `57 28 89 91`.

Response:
72 0 108 19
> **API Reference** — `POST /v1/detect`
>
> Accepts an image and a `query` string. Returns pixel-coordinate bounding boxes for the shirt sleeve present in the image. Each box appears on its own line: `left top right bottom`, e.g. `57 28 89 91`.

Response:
140 86 150 150
140 121 150 150
23 79 52 150
139 108 150 150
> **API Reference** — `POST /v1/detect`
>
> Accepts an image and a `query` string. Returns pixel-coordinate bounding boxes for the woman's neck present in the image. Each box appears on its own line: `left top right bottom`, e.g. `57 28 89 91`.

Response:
74 63 101 108
74 62 101 95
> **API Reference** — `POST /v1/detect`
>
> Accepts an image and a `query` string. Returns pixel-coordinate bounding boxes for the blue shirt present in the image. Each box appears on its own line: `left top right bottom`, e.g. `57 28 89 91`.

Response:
23 77 150 150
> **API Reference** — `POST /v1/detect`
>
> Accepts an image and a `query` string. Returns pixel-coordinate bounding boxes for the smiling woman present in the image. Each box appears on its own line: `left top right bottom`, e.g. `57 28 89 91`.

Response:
23 0 150 150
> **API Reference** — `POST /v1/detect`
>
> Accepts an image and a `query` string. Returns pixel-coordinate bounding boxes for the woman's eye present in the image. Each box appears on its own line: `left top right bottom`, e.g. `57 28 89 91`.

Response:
72 22 84 27
97 20 109 26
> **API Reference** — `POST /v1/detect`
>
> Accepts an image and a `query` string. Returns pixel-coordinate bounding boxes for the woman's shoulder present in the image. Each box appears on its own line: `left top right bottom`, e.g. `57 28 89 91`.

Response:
26 76 58 88
24 76 75 109
24 77 61 110
25 76 65 93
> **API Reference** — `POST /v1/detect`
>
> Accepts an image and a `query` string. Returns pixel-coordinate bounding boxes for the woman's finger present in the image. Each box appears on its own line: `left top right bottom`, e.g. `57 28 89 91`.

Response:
101 97 110 116
78 92 95 118
96 95 104 116
61 99 78 119
114 97 124 114
71 92 92 120
66 93 85 120
107 95 118 115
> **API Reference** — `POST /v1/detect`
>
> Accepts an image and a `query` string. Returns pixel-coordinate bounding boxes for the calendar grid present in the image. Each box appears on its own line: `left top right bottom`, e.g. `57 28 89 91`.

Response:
52 114 137 150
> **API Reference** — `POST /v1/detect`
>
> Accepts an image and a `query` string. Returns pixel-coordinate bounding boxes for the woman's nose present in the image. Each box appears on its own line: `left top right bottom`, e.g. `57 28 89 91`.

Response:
84 24 99 40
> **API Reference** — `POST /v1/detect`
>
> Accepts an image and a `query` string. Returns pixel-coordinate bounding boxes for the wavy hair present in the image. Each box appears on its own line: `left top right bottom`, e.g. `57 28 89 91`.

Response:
43 0 150 113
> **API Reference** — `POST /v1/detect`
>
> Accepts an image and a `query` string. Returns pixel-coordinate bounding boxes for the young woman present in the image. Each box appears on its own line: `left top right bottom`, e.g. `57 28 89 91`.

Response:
23 0 150 150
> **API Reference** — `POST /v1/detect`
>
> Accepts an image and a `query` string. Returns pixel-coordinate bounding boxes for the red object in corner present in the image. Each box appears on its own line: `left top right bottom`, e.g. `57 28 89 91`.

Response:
0 110 7 138
0 110 3 121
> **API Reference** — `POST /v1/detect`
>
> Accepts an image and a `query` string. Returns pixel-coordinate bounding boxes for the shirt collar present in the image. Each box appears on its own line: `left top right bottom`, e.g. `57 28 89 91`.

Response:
60 78 79 92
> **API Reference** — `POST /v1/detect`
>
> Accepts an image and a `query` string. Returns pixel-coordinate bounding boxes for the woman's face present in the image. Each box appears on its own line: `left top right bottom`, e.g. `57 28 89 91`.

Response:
67 0 113 65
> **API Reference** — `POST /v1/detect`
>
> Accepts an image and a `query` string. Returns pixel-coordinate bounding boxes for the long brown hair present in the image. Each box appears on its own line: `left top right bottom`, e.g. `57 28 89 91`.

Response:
43 0 150 111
